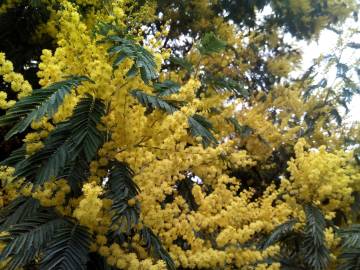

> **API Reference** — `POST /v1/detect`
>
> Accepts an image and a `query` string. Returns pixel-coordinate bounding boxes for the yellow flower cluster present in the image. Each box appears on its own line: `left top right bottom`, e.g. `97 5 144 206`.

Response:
0 53 32 109
281 138 360 215
73 182 104 230
96 241 167 270
0 166 23 203
32 179 70 209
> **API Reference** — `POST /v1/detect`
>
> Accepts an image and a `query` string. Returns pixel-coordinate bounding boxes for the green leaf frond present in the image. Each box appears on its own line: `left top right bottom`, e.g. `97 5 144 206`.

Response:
0 196 40 230
188 114 218 147
40 221 91 270
12 95 105 186
261 218 298 250
0 76 92 140
107 37 157 83
140 226 176 270
198 32 227 55
153 80 181 97
131 89 179 114
205 75 249 97
0 210 67 270
338 225 360 270
131 90 217 148
227 117 253 138
105 161 140 229
302 204 330 270
169 56 193 73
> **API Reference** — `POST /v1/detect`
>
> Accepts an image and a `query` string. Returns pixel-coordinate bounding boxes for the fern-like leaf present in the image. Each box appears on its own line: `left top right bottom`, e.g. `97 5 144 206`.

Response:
0 145 26 168
339 225 360 248
302 204 330 270
188 114 218 147
198 32 227 55
67 96 106 162
131 89 178 114
0 196 40 230
12 96 105 186
106 161 140 230
140 226 176 270
227 117 253 138
0 76 91 140
60 157 90 195
0 211 66 270
338 225 360 270
338 248 360 270
206 75 249 97
108 38 157 83
169 56 193 73
14 123 72 185
40 221 91 270
153 80 181 97
261 219 298 250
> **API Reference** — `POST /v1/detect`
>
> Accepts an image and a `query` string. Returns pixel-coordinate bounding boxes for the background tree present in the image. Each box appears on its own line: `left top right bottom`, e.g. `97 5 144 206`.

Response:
0 0 359 269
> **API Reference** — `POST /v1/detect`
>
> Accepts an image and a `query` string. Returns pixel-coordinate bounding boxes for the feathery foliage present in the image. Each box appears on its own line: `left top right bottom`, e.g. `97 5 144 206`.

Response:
40 221 91 270
105 161 140 229
0 76 92 140
106 37 157 83
261 218 298 249
188 114 218 147
140 226 176 270
338 225 360 270
131 89 178 114
198 32 227 55
0 210 67 270
153 80 181 97
302 204 330 270
12 95 105 186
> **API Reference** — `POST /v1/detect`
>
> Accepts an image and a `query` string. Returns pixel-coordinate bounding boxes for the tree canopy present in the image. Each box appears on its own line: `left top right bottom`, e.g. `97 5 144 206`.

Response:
0 0 360 269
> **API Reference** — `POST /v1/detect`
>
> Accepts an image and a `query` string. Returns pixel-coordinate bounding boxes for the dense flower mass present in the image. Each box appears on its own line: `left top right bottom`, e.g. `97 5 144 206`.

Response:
0 0 359 269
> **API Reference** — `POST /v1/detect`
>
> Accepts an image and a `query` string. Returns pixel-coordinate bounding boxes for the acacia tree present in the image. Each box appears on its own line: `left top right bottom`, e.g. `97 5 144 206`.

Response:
0 0 360 269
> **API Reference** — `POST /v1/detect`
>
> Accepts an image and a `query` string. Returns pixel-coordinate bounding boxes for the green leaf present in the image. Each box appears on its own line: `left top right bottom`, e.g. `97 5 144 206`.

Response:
227 117 253 138
303 79 327 101
153 80 181 97
0 211 66 270
330 108 342 126
188 114 218 147
169 56 193 73
131 89 178 113
60 157 90 196
67 96 106 162
347 42 360 49
108 38 157 83
338 248 360 270
337 63 349 78
93 22 122 39
339 225 360 248
0 145 26 168
140 226 176 270
106 161 140 230
0 197 40 230
40 221 91 270
206 75 249 97
0 76 92 140
302 204 330 270
261 219 298 250
198 32 227 55
14 123 72 185
13 96 105 186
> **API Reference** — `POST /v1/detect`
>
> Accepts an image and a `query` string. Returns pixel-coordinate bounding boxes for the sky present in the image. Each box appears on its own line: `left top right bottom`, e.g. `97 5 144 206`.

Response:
260 5 360 123
298 21 360 122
